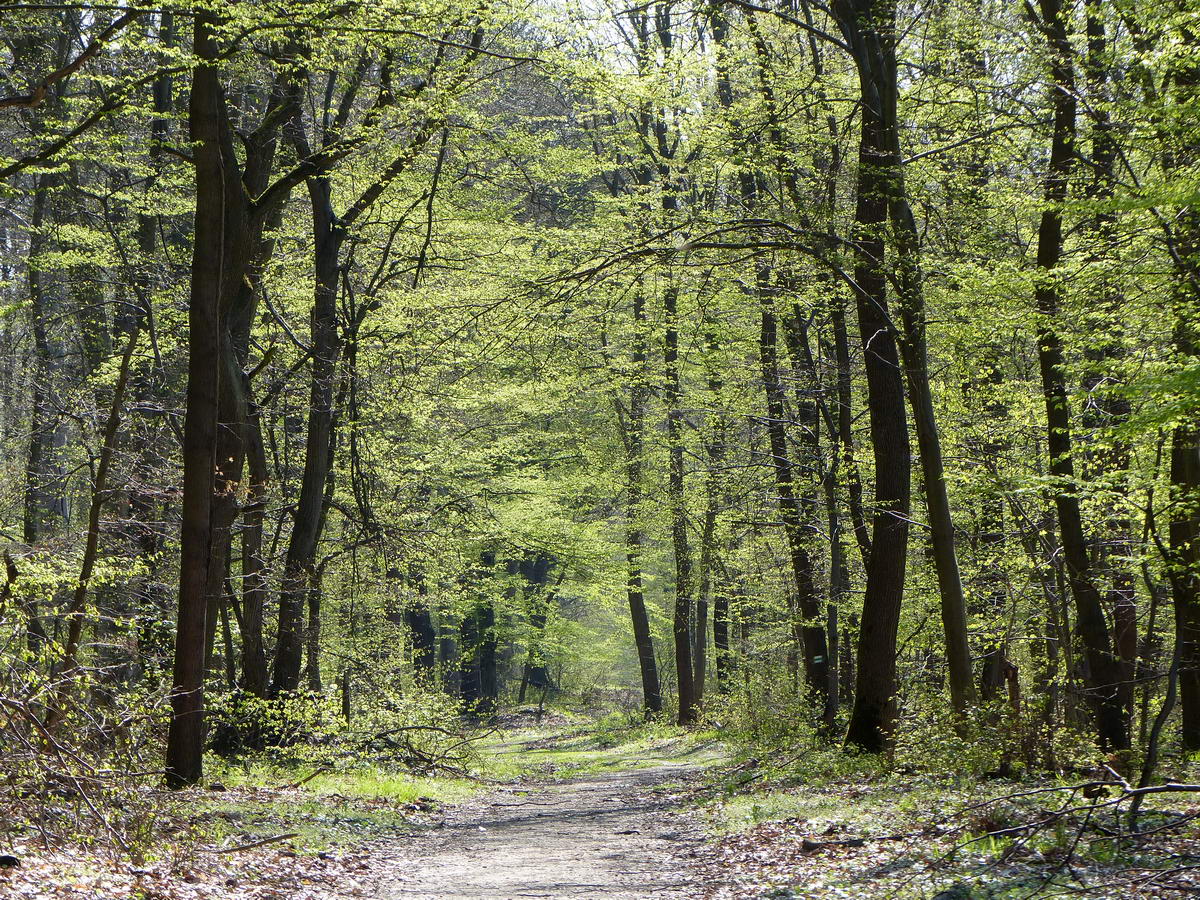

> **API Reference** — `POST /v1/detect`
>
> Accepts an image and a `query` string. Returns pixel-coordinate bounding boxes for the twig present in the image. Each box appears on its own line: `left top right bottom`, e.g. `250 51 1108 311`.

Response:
283 767 330 790
209 832 299 854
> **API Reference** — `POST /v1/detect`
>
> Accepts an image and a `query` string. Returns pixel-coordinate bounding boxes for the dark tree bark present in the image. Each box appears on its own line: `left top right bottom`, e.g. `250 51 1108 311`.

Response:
271 97 443 693
1028 0 1128 750
780 308 846 721
1083 0 1136 720
1164 17 1200 749
620 292 663 716
271 165 342 694
717 6 831 721
166 13 296 782
664 281 697 725
405 569 438 681
239 390 270 697
519 555 555 701
713 585 731 691
166 9 225 786
891 175 977 718
757 279 832 723
831 0 913 753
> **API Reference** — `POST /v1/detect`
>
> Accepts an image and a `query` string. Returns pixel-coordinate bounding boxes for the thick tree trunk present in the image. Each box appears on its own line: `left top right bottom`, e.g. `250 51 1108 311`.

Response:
166 11 225 785
835 0 916 753
833 0 913 753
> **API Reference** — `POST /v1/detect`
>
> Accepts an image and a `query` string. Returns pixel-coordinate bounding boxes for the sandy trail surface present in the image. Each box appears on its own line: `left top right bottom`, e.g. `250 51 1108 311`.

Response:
379 763 711 899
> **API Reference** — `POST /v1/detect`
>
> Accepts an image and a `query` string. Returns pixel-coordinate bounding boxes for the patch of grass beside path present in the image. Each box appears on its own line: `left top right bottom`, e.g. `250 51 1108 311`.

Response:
477 712 726 781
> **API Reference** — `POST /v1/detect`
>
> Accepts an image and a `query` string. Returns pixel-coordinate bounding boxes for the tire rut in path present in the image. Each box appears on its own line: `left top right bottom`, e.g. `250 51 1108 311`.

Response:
380 764 708 899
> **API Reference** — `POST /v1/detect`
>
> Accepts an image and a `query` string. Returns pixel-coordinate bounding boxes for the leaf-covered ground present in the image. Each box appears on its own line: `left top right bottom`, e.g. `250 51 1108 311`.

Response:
687 771 1200 898
6 721 1200 899
0 780 446 899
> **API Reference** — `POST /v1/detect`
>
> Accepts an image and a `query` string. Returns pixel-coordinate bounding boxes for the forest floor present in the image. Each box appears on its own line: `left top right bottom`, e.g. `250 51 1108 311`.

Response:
5 713 1200 898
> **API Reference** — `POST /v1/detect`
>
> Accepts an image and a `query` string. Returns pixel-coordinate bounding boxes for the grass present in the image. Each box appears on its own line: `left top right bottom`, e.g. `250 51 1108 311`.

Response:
208 756 481 804
478 714 725 780
188 754 487 854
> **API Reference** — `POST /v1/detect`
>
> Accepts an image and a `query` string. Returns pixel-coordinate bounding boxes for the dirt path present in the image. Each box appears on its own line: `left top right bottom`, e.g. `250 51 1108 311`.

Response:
379 763 711 899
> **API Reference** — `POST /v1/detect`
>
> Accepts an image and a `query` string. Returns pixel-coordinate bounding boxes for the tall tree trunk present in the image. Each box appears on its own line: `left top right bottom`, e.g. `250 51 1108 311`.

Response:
694 326 726 706
833 0 913 753
619 288 662 715
780 309 845 721
1166 15 1200 749
1083 0 1136 720
664 282 697 725
272 171 342 694
757 277 832 723
166 10 225 785
1029 0 1128 750
240 388 270 697
715 8 830 720
891 195 977 717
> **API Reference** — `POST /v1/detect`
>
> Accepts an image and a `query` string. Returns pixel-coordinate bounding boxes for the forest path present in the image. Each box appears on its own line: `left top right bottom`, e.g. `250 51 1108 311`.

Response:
378 761 713 899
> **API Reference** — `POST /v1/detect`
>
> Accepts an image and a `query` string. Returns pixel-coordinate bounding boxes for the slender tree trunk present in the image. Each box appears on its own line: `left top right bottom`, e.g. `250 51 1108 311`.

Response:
1029 0 1128 750
1083 0 1137 721
781 310 845 720
664 283 697 725
45 328 139 732
757 277 832 723
272 172 342 694
891 201 976 716
621 290 662 716
239 389 270 697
